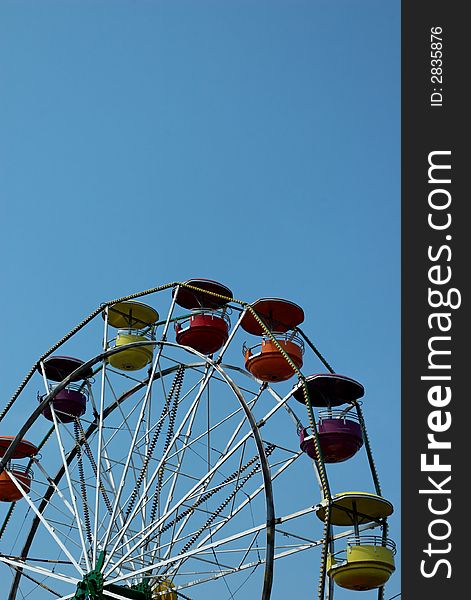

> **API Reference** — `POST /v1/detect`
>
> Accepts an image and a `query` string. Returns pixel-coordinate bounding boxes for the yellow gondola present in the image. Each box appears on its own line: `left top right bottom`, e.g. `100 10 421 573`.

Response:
152 578 177 599
105 301 159 371
316 491 393 526
327 537 396 590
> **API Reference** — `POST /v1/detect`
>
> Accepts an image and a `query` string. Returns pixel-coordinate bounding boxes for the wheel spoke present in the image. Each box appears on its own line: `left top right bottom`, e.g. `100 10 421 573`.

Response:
94 307 109 564
0 555 79 586
6 469 85 576
106 368 289 577
50 407 92 571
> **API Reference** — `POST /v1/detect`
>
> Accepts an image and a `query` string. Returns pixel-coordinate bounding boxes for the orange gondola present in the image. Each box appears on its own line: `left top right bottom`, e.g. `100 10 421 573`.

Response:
241 298 305 382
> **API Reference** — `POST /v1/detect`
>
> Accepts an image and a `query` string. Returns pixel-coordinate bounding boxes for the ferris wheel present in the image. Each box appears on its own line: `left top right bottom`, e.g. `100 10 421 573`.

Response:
0 279 396 600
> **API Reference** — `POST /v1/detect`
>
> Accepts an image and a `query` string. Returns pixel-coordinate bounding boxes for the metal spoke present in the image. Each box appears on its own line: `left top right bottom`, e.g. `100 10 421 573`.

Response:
105 364 288 576
0 556 79 586
2 469 84 576
50 407 92 571
93 306 109 564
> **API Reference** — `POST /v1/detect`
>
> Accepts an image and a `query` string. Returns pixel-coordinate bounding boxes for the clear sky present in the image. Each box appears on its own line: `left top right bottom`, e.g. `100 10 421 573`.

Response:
0 1 400 599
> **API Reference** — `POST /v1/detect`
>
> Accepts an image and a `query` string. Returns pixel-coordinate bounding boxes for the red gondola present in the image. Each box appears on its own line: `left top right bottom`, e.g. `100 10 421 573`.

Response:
0 465 33 502
174 279 232 355
0 437 37 502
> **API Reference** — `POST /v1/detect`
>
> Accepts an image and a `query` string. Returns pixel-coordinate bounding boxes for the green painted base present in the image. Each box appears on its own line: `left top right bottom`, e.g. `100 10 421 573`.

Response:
72 552 151 600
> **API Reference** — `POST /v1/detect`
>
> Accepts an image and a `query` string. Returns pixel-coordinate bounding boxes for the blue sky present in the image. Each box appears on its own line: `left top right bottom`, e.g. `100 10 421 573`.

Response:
0 1 400 598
